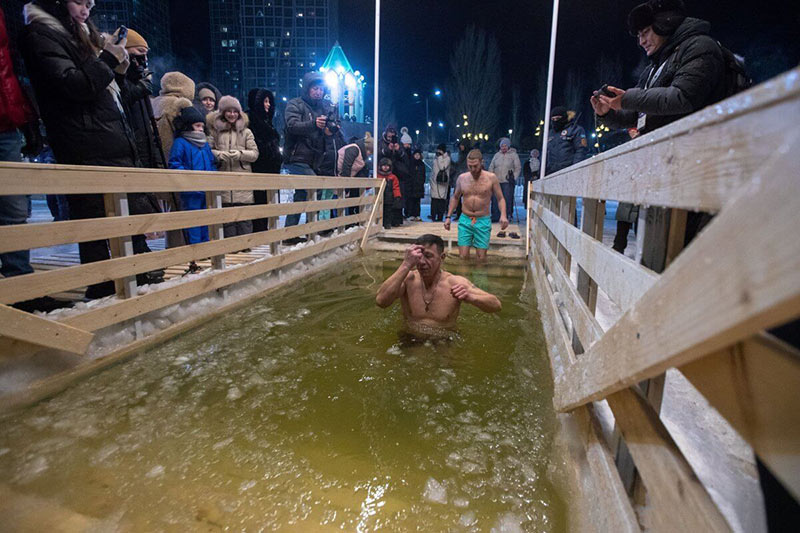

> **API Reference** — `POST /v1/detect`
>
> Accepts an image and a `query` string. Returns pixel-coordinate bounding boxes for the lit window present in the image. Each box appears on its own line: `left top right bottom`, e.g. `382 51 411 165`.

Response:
221 26 228 33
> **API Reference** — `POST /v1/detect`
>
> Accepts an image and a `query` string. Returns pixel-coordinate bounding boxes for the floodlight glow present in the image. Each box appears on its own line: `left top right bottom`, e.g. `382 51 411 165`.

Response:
434 89 441 96
427 121 432 127
438 121 444 128
324 70 338 89
345 72 356 89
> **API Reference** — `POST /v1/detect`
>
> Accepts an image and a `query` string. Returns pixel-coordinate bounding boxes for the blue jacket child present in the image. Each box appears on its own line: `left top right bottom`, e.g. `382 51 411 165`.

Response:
168 106 216 244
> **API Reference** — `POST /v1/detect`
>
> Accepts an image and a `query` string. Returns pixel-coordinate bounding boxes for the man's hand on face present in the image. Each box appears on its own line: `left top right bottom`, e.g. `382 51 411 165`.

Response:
315 116 327 130
500 216 509 231
598 86 625 112
450 283 471 302
402 244 424 270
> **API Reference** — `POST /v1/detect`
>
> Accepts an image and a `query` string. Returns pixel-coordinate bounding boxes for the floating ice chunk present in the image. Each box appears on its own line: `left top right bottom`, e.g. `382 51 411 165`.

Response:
491 512 523 533
460 511 477 526
212 437 234 450
386 345 402 356
423 477 447 504
226 386 243 401
453 497 470 508
0 448 9 456
145 465 165 478
239 480 256 493
92 444 120 464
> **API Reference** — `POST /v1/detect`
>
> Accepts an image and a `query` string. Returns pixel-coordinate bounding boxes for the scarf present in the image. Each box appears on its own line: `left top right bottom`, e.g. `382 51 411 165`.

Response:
182 131 208 148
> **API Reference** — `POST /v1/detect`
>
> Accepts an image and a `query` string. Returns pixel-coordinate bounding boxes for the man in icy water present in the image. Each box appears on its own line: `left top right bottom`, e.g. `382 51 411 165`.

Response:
444 148 508 263
375 234 501 332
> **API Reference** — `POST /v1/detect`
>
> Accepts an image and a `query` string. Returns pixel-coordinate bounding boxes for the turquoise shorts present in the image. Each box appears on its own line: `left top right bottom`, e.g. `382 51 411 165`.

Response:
458 213 491 249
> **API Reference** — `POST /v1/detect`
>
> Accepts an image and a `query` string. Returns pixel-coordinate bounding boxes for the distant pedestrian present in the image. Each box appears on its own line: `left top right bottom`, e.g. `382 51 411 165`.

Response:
522 148 540 208
247 88 282 232
168 106 215 246
545 107 588 175
377 158 402 229
488 137 520 228
406 148 426 221
207 95 259 238
430 144 451 222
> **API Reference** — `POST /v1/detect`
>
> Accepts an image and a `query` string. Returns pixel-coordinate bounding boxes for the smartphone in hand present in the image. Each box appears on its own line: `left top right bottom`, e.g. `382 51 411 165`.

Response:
599 84 616 98
115 26 128 44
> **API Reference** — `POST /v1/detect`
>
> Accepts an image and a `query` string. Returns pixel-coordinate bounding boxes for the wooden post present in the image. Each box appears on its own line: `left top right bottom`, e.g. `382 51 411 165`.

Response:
206 191 226 271
360 180 386 251
336 187 346 235
572 199 605 355
105 193 143 339
269 190 280 256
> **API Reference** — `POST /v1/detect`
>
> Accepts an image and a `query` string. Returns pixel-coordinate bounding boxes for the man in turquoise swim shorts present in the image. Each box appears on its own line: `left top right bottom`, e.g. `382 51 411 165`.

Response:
444 149 508 262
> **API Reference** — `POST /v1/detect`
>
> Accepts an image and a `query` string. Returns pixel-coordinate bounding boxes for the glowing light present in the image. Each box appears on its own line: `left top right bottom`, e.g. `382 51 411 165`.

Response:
427 121 432 127
462 114 468 120
415 129 420 135
438 121 444 128
508 129 513 135
345 72 356 89
282 96 287 102
434 89 441 96
412 93 419 98
324 70 338 89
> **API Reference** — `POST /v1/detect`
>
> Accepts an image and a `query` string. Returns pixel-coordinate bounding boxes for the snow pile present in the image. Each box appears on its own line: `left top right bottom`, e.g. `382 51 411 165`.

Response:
37 233 361 359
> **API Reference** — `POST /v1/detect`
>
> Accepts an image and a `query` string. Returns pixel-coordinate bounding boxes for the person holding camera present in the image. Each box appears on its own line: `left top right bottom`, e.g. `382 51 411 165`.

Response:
282 71 340 240
378 123 410 223
488 137 520 234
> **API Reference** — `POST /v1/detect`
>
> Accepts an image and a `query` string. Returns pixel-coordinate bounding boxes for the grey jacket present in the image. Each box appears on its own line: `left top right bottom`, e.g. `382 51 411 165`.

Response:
488 148 521 184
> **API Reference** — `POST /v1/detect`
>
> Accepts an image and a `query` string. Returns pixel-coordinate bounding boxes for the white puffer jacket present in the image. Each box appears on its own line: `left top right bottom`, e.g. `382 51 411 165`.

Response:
207 110 259 204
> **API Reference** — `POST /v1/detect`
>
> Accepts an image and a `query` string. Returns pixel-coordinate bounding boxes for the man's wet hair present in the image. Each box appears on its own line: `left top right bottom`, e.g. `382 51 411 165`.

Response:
415 234 445 254
467 149 483 161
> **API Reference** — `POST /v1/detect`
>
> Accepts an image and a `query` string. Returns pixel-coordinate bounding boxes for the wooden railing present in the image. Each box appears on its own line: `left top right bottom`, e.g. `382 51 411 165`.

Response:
0 164 383 360
528 67 800 530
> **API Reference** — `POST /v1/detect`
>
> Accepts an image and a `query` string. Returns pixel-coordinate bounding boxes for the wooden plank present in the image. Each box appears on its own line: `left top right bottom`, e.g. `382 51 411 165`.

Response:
577 199 604 313
0 304 93 355
532 67 800 212
665 209 688 268
554 134 800 412
573 404 641 533
0 212 368 304
531 248 576 374
0 162 381 194
536 227 604 352
361 179 387 251
533 200 659 313
0 196 373 254
61 229 365 332
680 334 800 501
607 388 731 532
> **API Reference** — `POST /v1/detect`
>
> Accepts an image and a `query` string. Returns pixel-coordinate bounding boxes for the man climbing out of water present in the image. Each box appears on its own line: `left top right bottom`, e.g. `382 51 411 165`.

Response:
375 234 501 330
444 149 508 263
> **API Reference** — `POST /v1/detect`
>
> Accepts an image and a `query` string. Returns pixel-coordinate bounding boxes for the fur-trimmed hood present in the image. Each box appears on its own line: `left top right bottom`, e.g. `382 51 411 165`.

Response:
23 2 69 34
207 109 250 135
151 95 192 124
158 72 195 101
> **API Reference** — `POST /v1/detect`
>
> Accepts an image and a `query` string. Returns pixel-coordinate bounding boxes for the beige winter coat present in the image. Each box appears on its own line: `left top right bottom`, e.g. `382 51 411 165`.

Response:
207 110 259 204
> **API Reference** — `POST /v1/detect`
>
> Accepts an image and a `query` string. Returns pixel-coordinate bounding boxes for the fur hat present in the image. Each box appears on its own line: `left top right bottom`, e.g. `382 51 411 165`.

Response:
198 88 216 103
218 95 243 114
628 0 686 36
124 28 148 50
378 157 393 171
160 72 195 100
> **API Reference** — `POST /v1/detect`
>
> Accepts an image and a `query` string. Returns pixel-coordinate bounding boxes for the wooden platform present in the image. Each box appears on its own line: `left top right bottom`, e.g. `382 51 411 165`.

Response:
373 220 526 257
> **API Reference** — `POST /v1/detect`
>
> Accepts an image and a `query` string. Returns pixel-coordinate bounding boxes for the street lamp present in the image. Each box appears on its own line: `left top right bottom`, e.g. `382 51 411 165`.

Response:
412 89 443 146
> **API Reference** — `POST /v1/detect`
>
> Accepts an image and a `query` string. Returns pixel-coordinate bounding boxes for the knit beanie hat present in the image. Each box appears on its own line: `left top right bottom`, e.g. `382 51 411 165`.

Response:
175 106 205 133
378 157 392 172
160 72 196 100
550 106 567 118
198 88 216 103
499 137 511 148
436 143 447 153
218 95 243 114
628 0 686 36
400 132 413 144
124 28 148 50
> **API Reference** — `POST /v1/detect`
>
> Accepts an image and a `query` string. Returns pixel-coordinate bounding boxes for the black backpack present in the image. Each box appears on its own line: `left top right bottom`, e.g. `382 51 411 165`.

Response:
717 42 752 97
436 167 449 184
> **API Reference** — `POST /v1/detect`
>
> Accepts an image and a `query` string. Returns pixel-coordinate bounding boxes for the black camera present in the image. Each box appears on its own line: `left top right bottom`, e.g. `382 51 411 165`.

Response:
387 133 398 144
598 84 616 97
325 112 339 133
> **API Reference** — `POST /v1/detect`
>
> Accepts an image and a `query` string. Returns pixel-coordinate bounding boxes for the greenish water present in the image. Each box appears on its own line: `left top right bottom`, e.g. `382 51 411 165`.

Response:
0 254 566 531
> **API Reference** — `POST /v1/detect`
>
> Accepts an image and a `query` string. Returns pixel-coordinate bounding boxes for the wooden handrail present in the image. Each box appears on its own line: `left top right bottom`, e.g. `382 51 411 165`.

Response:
0 212 369 304
532 67 800 211
0 196 373 254
360 178 386 251
0 162 381 194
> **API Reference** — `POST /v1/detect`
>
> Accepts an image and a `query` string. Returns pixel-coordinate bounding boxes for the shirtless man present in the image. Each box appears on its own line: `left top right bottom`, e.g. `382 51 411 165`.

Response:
444 149 508 262
375 234 502 330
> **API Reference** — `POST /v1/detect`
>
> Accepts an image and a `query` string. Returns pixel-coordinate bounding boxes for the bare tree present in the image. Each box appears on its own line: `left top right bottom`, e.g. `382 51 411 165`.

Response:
594 53 624 91
446 25 502 141
563 69 585 114
510 85 525 146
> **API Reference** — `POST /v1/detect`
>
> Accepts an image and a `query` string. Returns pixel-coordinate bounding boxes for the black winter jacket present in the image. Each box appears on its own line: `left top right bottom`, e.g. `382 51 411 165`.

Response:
19 5 137 166
408 157 426 198
283 73 338 171
377 136 410 183
599 18 726 135
546 120 588 175
120 71 163 168
249 88 282 174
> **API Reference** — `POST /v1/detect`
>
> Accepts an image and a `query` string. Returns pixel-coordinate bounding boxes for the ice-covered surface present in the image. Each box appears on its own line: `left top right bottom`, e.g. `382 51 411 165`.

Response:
0 256 568 531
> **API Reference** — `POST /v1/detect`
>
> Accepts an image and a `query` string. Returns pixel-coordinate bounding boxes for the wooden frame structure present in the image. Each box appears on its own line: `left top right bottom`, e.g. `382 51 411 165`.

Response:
0 166 384 372
528 68 800 529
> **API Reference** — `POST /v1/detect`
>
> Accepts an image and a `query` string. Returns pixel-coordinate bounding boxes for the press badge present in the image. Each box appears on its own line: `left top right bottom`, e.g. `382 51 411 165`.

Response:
637 113 647 131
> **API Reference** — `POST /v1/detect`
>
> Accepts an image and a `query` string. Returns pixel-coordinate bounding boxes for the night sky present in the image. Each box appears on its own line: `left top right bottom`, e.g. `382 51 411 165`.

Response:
170 0 800 141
